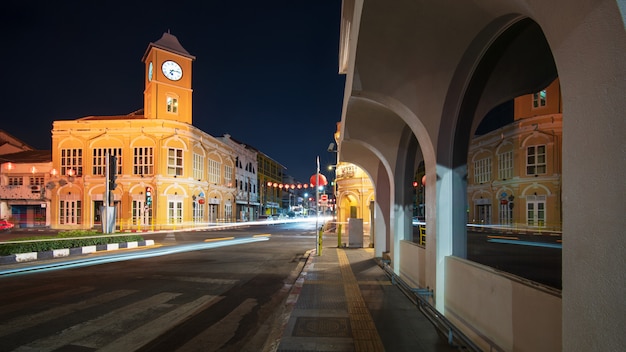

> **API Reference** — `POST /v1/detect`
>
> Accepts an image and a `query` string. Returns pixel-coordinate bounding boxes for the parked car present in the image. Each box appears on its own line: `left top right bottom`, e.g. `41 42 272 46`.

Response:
0 220 15 232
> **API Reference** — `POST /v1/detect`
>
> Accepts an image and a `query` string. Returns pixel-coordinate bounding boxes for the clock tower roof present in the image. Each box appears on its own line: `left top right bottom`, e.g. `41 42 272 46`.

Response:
141 31 195 63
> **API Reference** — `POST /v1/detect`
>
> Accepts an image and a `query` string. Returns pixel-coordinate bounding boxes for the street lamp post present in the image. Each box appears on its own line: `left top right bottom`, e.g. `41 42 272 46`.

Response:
310 157 328 256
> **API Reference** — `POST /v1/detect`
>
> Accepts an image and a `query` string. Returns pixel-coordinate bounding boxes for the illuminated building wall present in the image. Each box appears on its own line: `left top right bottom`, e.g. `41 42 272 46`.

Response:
48 32 237 230
467 79 562 230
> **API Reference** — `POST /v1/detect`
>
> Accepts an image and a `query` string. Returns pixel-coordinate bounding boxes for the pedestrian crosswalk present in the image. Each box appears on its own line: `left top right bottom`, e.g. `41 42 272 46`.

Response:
0 274 277 352
0 289 135 338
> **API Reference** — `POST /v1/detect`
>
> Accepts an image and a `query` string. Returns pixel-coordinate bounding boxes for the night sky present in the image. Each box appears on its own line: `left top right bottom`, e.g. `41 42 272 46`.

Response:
1 1 344 182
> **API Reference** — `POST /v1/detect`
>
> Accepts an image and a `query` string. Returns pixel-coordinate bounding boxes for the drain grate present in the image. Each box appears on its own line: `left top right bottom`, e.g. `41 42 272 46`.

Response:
292 317 352 338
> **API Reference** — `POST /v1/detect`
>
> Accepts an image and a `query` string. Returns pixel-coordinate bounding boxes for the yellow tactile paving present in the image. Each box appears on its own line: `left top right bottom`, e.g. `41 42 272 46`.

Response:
337 248 386 352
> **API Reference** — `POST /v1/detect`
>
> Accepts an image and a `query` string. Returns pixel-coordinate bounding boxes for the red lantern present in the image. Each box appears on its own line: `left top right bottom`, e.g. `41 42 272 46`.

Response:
198 198 205 204
310 174 328 187
422 175 426 186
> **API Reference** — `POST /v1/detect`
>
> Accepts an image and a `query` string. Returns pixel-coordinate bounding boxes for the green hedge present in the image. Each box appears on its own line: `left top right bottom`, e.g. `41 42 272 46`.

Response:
0 230 145 256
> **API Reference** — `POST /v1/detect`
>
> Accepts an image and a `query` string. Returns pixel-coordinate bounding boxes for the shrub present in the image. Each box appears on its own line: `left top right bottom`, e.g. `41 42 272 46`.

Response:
0 232 145 256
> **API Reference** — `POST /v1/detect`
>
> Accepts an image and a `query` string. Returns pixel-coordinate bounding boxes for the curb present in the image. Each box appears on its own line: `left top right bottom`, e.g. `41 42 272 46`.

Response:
0 240 155 265
263 248 316 351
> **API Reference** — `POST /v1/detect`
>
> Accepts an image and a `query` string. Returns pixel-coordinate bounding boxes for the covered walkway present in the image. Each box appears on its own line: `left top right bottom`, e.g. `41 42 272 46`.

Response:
336 1 625 350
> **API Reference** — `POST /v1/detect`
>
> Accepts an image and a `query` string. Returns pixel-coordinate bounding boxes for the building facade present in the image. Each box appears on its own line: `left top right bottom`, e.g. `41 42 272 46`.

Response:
257 151 286 216
0 148 53 227
48 32 237 230
219 134 260 221
467 79 562 230
335 162 374 228
332 123 375 233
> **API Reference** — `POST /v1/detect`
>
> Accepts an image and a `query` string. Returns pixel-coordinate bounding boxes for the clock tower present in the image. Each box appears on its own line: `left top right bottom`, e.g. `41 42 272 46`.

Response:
142 32 195 124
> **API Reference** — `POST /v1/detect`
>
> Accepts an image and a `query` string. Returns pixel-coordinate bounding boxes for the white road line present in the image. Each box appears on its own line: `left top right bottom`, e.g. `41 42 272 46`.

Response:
150 274 239 285
99 294 223 352
0 289 136 337
177 298 258 352
0 286 95 316
15 292 181 352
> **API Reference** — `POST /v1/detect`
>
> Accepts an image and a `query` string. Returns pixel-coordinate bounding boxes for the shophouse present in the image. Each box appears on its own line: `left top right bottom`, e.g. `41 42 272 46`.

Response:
0 145 52 227
256 150 286 216
219 134 260 221
467 79 562 230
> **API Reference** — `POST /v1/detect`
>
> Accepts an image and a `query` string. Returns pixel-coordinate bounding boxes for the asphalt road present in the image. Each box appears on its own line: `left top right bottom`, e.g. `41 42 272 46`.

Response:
467 230 562 289
0 222 317 352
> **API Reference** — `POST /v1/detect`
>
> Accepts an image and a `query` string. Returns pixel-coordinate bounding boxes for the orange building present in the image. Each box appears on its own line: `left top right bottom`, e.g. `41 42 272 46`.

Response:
48 32 237 230
467 79 562 230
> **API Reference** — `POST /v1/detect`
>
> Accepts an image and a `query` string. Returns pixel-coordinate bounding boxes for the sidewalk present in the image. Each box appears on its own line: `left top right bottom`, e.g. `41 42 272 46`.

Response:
274 234 460 352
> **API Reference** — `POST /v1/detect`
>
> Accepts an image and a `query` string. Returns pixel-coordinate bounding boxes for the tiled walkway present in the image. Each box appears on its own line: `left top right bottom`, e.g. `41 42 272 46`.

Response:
276 237 460 352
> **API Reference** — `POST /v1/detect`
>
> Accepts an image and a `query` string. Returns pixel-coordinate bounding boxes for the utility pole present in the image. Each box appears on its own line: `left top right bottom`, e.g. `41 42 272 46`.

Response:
316 156 321 255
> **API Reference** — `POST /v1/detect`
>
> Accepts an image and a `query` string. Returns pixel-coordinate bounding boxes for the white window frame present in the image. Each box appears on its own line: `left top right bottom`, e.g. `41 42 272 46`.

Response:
224 165 233 187
168 200 183 224
498 151 513 180
208 159 221 184
134 147 154 176
526 195 546 227
93 148 121 176
225 202 232 221
167 148 183 176
30 176 45 185
532 90 547 108
193 200 204 223
526 145 547 175
8 176 23 186
499 203 513 225
61 149 83 176
473 157 492 184
59 198 82 225
166 96 178 113
193 153 204 180
132 199 152 226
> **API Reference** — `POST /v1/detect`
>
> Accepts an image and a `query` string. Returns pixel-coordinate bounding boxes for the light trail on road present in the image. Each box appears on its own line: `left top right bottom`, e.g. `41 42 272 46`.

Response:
487 238 562 249
0 236 269 278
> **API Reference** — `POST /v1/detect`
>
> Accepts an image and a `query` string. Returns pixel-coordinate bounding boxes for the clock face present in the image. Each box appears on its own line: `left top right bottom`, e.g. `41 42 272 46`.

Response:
148 62 153 81
161 60 182 81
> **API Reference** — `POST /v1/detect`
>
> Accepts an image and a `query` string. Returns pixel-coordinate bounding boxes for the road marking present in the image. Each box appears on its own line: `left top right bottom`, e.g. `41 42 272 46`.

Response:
177 298 258 352
0 289 136 337
204 237 235 242
99 295 222 352
0 285 95 316
253 233 272 238
16 292 182 351
150 274 238 285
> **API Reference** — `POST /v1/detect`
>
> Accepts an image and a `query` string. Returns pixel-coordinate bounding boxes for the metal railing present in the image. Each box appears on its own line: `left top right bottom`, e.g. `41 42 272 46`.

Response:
376 258 481 351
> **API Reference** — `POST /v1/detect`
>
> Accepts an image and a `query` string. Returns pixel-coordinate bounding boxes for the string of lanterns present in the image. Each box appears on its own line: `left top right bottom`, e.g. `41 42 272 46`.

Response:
266 174 329 190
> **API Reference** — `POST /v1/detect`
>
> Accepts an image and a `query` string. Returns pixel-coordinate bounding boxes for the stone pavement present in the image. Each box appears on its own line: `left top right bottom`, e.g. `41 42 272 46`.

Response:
274 234 461 352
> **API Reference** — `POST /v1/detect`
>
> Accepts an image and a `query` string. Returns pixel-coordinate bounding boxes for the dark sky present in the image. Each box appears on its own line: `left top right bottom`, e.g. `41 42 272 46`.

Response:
1 1 344 182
